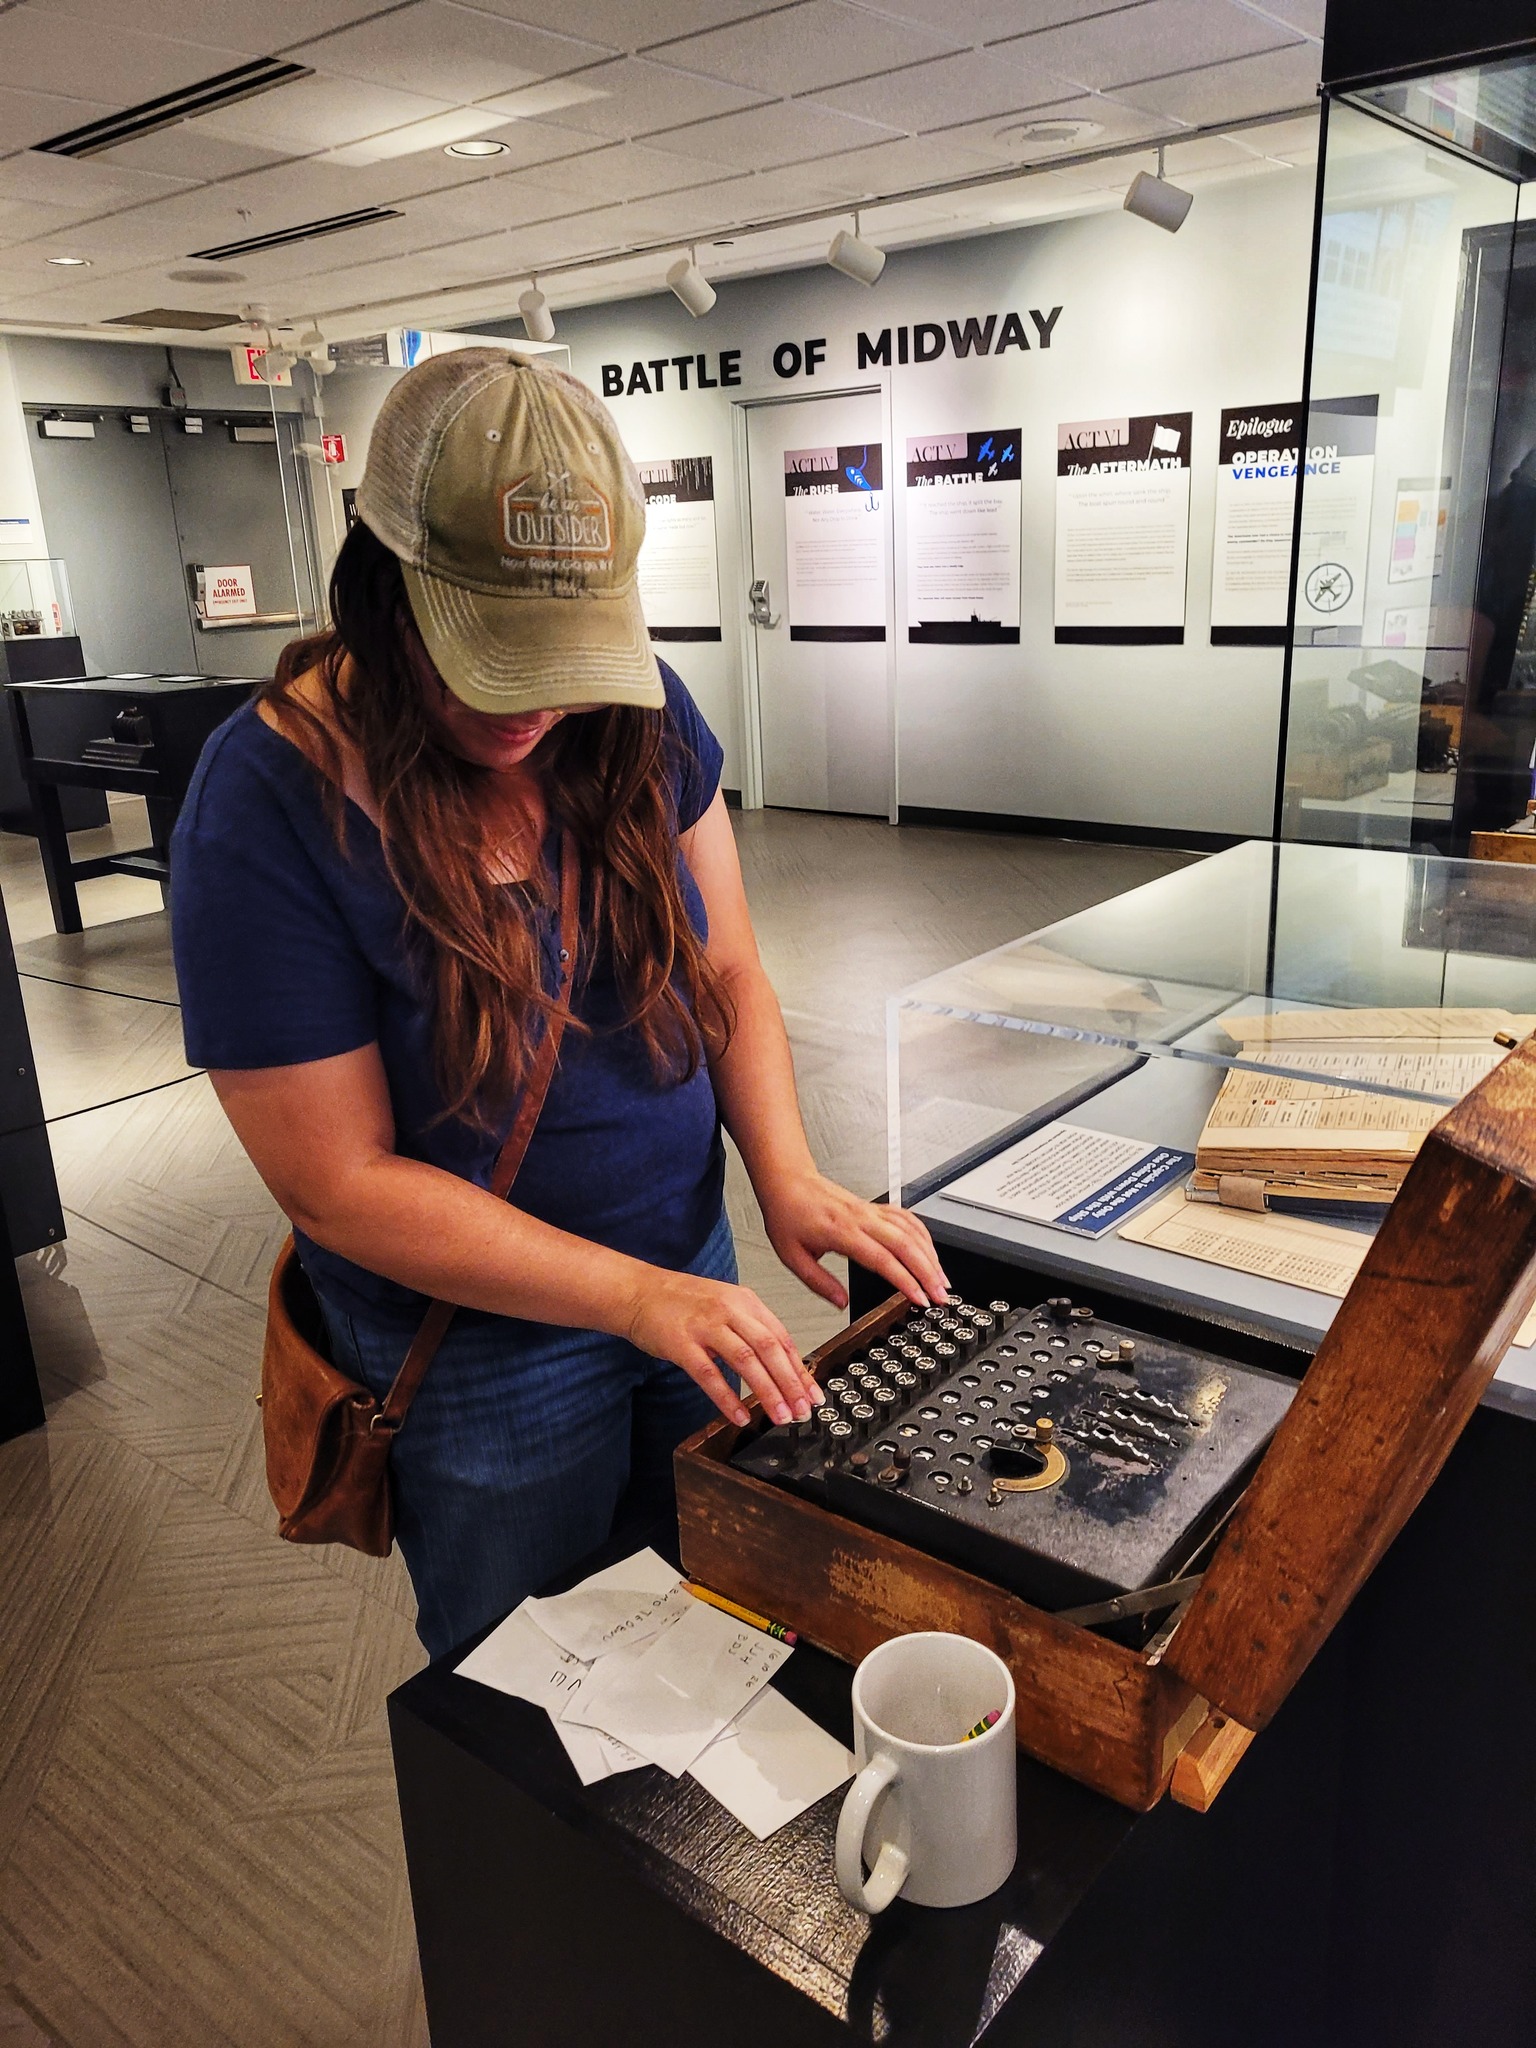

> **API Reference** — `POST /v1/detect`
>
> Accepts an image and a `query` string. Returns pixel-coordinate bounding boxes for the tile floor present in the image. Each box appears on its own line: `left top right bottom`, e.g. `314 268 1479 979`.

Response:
0 798 1193 2046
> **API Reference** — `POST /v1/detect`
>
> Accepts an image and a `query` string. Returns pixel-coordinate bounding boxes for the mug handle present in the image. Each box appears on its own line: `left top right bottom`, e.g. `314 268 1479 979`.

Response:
835 1751 910 1913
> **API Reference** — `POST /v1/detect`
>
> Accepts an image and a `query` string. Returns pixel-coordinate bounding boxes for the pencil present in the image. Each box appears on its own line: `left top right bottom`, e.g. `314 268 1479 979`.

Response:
962 1710 1002 1741
684 1581 798 1645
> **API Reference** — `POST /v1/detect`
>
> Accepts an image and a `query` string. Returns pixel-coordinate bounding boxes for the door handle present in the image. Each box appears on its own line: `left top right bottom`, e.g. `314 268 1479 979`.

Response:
748 579 779 628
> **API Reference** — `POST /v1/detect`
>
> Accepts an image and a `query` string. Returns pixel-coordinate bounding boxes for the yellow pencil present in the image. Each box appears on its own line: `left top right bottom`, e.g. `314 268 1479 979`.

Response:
684 1581 798 1645
962 1710 1002 1741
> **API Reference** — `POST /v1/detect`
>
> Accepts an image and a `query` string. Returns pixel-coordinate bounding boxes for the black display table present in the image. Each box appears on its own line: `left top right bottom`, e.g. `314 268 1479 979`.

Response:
390 1265 1536 2048
4 673 258 933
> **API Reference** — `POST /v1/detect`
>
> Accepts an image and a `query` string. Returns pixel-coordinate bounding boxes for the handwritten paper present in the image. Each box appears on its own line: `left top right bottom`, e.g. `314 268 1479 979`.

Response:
686 1685 853 1840
523 1547 690 1662
553 1721 647 1787
562 1596 791 1776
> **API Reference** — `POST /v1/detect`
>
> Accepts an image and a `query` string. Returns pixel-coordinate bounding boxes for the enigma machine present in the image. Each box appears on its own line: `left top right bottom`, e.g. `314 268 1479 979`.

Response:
730 1295 1294 1627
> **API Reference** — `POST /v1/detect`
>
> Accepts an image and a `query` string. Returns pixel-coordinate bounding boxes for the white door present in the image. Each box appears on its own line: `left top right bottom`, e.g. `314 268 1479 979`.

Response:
744 390 891 815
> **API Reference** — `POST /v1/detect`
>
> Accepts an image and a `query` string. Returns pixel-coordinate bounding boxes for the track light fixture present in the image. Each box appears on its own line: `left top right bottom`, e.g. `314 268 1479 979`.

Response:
1123 145 1193 233
827 211 886 286
666 246 716 317
519 278 555 342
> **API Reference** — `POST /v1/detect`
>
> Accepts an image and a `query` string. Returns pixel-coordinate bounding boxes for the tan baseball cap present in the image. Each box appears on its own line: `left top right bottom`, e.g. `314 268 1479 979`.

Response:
355 346 663 715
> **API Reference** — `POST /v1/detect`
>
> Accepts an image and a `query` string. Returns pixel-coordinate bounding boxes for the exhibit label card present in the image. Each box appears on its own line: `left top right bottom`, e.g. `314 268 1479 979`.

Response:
784 443 887 642
636 456 722 642
904 429 1021 644
1210 403 1301 645
1295 395 1377 637
943 1120 1194 1238
1054 414 1192 643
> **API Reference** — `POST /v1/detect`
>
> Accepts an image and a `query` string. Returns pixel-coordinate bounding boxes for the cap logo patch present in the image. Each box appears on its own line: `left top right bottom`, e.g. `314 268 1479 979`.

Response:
500 469 612 566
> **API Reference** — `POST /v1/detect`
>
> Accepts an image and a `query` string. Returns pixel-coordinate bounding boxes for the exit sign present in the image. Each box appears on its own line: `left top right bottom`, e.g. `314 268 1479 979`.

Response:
320 433 346 464
230 344 291 387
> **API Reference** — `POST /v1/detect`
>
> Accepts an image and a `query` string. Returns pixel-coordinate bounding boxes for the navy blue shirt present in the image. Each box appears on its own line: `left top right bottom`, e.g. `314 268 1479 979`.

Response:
171 663 726 1327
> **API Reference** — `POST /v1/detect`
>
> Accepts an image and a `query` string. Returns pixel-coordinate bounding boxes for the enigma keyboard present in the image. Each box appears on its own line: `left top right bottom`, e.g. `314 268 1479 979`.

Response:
730 1294 1295 1619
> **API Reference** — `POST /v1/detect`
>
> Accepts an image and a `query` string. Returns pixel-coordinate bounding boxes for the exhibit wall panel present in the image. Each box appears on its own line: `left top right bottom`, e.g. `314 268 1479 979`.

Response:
544 165 1316 839
543 293 746 789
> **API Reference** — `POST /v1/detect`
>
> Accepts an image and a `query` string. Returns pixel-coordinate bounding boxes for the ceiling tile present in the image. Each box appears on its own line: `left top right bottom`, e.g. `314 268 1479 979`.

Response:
649 0 960 96
0 153 192 211
0 5 249 107
1243 0 1324 36
1116 40 1322 122
804 131 1010 200
808 47 1079 131
934 90 1171 162
685 159 873 220
186 74 457 153
481 56 767 140
0 198 80 244
841 0 1134 42
92 130 296 181
654 99 900 170
490 140 726 207
1000 0 1300 91
23 0 388 53
0 83 116 152
461 0 765 50
290 2 614 102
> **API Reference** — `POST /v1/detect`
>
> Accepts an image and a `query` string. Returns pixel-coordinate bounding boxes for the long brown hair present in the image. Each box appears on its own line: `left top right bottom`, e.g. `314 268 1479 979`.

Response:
261 520 734 1128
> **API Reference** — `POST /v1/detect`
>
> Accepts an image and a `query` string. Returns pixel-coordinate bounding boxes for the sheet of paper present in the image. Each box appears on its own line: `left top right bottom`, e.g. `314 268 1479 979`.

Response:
455 1603 594 1713
686 1685 854 1841
553 1721 647 1787
453 1605 649 1785
1119 1190 1536 1349
562 1598 791 1776
943 1121 1192 1237
523 1548 690 1663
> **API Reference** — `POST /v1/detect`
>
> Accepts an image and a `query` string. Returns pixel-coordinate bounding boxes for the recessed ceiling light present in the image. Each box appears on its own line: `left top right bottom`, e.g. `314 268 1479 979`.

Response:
445 137 508 158
993 118 1104 152
46 254 91 267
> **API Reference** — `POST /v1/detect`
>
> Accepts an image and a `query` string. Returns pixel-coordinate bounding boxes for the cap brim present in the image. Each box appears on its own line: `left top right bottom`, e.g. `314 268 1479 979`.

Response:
401 565 666 715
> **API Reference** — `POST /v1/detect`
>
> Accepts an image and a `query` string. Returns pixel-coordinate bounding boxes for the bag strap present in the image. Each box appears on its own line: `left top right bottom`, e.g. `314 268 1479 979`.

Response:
374 826 580 1435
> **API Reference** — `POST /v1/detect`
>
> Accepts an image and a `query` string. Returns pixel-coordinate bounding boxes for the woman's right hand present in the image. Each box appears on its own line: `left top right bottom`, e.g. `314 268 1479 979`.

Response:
623 1269 823 1428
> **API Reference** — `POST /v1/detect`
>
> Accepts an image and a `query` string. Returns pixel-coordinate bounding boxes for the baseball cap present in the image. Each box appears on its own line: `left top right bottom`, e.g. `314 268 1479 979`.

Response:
354 346 664 715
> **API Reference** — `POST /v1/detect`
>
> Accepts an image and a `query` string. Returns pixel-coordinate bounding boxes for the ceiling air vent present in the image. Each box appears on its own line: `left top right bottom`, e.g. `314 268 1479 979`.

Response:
188 207 402 262
33 58 314 159
102 308 242 330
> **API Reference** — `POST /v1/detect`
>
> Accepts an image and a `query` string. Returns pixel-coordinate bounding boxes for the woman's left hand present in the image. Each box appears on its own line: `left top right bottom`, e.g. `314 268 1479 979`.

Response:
760 1171 950 1311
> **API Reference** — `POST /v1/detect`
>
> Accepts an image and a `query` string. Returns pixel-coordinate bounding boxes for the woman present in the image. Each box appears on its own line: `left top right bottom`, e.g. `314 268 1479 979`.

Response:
172 348 945 1658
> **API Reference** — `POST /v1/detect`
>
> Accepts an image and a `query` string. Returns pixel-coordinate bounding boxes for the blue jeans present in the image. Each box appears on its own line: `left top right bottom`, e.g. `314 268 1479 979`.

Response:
314 1211 734 1660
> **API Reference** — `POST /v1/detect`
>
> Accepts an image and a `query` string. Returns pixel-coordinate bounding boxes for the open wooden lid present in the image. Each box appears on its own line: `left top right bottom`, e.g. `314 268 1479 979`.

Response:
1164 1035 1536 1729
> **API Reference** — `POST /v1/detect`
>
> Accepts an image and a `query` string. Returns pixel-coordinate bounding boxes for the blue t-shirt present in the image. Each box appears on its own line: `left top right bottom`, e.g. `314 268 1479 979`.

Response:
170 662 726 1327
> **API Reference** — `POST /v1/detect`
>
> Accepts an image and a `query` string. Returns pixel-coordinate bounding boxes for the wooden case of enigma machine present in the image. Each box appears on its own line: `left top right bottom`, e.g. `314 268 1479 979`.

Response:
676 1038 1536 1815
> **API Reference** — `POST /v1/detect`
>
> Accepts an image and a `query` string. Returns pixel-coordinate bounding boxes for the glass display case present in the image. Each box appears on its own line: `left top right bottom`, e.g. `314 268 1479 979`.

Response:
1279 53 1536 854
0 557 73 641
890 841 1536 1408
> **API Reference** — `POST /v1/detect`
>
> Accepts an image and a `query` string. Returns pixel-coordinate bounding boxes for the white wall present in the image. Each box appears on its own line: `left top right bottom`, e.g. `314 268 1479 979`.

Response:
0 339 47 559
538 164 1317 836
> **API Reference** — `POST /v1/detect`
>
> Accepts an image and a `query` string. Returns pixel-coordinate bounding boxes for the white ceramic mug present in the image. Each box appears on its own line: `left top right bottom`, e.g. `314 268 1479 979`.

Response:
835 1631 1017 1913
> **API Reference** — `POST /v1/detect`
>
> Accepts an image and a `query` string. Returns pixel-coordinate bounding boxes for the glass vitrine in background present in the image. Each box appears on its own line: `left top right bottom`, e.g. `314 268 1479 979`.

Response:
1279 57 1536 854
0 558 73 641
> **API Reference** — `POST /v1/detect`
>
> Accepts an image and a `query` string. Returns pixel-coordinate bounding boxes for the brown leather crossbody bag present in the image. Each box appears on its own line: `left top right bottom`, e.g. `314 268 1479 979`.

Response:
258 828 579 1557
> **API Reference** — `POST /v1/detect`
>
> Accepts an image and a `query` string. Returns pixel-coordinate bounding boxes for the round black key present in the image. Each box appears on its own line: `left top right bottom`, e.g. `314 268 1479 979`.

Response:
815 1405 839 1428
825 1376 849 1395
827 1419 853 1441
850 1401 876 1433
893 1368 919 1391
989 1300 1012 1315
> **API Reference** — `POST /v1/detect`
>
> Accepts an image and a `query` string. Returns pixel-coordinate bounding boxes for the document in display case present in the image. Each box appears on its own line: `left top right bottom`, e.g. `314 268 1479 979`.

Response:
889 839 1536 1416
